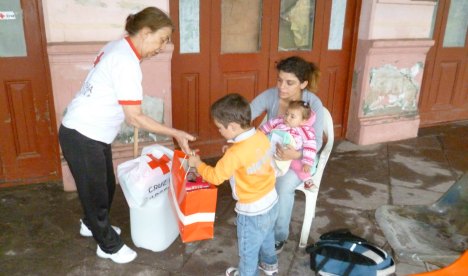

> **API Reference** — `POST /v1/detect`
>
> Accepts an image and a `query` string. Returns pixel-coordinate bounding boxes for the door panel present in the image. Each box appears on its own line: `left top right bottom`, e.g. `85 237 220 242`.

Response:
180 73 201 135
5 81 39 156
0 0 60 186
433 61 458 107
419 0 468 125
171 0 359 158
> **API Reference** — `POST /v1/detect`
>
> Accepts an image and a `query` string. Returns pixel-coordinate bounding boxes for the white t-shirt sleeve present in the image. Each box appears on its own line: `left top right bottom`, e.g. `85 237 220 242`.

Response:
111 54 143 105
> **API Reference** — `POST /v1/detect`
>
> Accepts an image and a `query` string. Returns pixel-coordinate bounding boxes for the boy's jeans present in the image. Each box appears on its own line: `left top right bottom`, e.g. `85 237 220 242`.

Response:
237 203 279 276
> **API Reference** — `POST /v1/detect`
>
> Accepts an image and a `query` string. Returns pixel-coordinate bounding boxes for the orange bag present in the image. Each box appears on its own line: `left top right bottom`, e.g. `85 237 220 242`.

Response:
169 150 218 243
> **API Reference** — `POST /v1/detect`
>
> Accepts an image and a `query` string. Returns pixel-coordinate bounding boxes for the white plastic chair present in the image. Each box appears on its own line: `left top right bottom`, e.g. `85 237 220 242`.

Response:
295 107 334 248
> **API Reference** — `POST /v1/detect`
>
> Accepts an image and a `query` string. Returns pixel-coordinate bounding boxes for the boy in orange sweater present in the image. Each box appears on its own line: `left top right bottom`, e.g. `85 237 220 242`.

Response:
188 93 279 276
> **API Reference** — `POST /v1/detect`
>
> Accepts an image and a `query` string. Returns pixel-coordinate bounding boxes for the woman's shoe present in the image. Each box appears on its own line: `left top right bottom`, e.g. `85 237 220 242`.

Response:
80 219 121 237
96 244 137 264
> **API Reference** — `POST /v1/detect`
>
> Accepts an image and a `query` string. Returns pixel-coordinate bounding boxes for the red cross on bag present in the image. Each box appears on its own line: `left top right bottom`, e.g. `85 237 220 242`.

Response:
146 154 170 174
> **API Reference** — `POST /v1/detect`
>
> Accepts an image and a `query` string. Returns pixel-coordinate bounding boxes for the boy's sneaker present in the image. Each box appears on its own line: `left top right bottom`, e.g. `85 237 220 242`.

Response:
258 262 279 275
275 241 285 254
80 219 121 237
225 267 239 276
96 244 137 264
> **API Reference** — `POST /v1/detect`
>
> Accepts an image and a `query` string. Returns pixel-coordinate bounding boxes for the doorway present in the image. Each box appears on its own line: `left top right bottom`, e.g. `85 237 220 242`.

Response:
419 0 468 126
0 0 61 186
171 0 359 157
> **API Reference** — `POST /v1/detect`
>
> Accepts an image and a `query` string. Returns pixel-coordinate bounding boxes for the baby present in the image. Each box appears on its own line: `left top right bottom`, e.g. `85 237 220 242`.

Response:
260 100 318 189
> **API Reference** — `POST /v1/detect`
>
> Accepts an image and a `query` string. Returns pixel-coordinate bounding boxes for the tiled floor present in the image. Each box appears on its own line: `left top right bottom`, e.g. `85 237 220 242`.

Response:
1 120 467 275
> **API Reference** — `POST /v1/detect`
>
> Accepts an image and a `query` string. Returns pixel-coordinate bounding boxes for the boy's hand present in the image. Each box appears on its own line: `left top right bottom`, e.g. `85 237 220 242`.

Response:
188 153 202 168
303 164 311 173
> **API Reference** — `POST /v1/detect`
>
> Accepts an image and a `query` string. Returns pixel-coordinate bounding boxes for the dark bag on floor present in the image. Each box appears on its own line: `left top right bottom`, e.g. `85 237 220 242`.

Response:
305 229 395 276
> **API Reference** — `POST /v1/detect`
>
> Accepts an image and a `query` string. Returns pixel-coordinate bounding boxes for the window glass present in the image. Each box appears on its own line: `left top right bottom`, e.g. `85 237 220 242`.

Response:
0 0 27 57
443 0 468 47
278 0 316 51
328 0 346 50
429 1 438 39
179 0 200 53
221 0 262 53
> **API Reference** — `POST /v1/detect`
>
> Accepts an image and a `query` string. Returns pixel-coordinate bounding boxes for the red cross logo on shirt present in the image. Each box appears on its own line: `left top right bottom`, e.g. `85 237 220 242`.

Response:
146 154 171 174
93 52 104 67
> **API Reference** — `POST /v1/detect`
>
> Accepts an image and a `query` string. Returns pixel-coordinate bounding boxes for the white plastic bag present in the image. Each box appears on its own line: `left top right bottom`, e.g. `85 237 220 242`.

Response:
118 144 174 207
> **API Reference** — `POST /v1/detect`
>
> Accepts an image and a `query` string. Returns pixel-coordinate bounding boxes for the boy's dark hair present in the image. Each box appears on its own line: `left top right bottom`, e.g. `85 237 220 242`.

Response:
288 100 312 120
211 93 251 129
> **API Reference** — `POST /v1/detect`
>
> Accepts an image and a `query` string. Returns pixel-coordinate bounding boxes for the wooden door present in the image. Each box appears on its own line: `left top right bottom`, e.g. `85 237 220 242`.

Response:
0 0 61 186
171 0 359 158
419 0 468 126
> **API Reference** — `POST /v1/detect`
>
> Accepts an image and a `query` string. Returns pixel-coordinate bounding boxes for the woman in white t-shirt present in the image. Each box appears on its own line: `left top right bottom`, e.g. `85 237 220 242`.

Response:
59 7 195 264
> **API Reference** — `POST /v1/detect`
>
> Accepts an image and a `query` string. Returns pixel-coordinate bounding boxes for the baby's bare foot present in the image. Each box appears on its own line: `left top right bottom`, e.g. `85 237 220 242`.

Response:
304 180 317 191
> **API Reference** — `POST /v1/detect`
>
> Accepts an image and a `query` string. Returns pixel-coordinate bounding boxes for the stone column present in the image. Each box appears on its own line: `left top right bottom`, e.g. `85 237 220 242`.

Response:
346 0 436 145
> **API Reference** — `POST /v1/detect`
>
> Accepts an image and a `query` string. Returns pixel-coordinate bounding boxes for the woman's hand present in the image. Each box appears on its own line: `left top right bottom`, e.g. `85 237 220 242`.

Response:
303 164 311 173
174 130 196 155
275 143 301 161
122 105 196 154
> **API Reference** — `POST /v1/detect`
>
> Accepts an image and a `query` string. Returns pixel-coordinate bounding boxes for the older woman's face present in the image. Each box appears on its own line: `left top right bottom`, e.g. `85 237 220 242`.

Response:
140 26 172 58
276 71 308 100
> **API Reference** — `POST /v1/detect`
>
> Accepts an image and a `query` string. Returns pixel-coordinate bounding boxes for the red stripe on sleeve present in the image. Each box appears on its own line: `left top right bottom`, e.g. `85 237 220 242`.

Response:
119 100 142 105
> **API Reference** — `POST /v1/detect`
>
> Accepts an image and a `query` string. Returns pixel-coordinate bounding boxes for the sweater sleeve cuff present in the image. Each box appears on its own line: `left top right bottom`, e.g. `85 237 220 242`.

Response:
197 162 208 173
